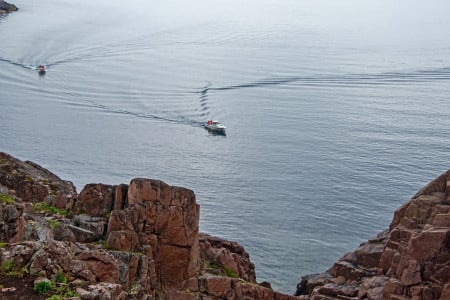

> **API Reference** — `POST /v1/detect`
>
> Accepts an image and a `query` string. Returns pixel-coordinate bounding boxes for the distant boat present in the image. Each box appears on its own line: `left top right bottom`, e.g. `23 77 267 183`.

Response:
204 120 227 134
37 65 46 74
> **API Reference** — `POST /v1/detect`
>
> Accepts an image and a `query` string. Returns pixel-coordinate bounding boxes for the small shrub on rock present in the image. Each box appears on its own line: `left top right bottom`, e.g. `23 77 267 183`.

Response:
223 267 238 278
34 202 68 216
0 194 14 204
1 259 16 274
34 280 52 294
48 220 61 230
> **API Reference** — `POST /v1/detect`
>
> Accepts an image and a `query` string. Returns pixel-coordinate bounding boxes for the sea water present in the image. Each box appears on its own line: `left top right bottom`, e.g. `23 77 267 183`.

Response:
1 0 450 293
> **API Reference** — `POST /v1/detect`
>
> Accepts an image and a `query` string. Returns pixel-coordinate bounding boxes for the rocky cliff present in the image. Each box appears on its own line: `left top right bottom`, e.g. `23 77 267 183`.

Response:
295 170 450 300
2 151 449 299
0 152 300 299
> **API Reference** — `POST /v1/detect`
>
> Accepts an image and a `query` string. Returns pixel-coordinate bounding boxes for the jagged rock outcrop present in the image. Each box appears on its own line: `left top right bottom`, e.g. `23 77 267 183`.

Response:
106 178 200 291
0 152 77 209
0 0 18 14
0 201 25 243
296 170 450 300
199 233 256 283
0 152 301 299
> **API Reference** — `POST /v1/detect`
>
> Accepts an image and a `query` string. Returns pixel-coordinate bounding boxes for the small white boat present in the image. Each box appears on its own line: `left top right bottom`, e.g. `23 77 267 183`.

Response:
204 120 227 133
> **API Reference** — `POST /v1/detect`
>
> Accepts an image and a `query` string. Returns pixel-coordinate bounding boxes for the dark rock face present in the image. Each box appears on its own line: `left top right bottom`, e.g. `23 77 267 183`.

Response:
296 170 450 300
0 152 302 299
72 183 115 217
0 0 18 14
0 152 77 209
0 201 25 242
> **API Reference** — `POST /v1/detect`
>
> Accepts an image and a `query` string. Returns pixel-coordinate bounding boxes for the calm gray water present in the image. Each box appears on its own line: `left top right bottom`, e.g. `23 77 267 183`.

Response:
1 0 450 294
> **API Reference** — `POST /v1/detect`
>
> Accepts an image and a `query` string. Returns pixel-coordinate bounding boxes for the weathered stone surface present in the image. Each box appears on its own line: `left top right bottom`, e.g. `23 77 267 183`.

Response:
295 273 333 296
440 283 450 300
382 278 404 298
238 280 302 300
0 201 25 242
203 274 234 298
110 251 140 288
113 184 128 210
29 247 49 275
165 291 200 300
0 152 77 209
53 222 76 242
76 282 127 300
358 276 388 299
107 178 200 290
196 274 301 300
73 183 115 217
199 233 256 283
0 152 362 299
297 170 450 300
72 214 107 239
107 229 140 251
67 224 97 243
77 250 120 283
106 209 139 251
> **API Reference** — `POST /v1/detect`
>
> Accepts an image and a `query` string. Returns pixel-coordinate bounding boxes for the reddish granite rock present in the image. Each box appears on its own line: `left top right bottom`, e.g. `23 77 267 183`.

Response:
113 184 128 210
106 178 200 290
73 183 115 217
199 233 256 283
296 170 450 300
0 152 307 299
0 152 77 209
107 229 140 251
78 249 120 283
440 283 450 300
195 274 302 300
203 274 234 298
106 208 140 251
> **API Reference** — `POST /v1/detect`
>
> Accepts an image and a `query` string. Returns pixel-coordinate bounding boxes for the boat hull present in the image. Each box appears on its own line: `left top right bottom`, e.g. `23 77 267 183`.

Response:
204 124 226 135
204 120 227 135
204 125 225 131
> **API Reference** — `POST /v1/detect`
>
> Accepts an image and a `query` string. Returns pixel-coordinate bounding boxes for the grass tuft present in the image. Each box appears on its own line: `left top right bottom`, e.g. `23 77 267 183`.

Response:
34 202 68 216
0 194 14 205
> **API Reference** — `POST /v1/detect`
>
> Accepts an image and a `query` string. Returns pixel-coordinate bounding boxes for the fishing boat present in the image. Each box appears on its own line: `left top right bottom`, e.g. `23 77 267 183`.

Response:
37 65 46 74
204 120 227 134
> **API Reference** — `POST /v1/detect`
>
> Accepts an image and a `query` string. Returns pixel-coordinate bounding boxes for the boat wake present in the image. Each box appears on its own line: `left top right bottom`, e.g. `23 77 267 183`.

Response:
198 67 450 94
64 96 205 128
0 57 41 71
2 49 449 131
193 66 450 130
198 82 211 117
